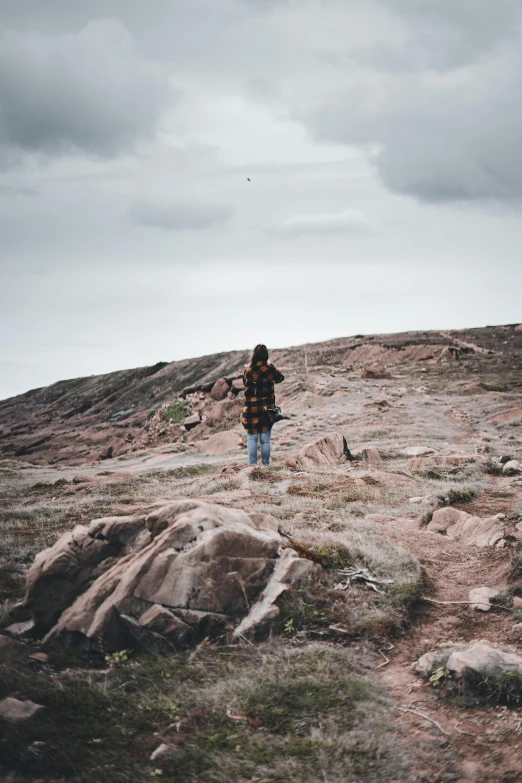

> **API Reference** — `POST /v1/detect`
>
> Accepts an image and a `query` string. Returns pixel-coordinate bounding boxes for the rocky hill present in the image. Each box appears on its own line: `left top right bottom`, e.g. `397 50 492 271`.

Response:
1 322 522 782
1 324 521 465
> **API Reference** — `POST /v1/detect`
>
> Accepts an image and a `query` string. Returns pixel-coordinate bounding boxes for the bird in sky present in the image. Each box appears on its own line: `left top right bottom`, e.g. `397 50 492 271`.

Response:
247 178 251 182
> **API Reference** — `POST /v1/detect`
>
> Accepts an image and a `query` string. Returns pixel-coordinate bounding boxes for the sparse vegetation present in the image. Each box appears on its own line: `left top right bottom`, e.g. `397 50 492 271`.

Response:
437 486 479 505
164 401 188 423
0 645 405 782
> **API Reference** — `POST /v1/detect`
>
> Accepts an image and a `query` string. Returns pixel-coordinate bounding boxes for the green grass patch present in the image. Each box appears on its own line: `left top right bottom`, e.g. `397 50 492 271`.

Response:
0 646 404 782
164 401 188 423
437 487 478 505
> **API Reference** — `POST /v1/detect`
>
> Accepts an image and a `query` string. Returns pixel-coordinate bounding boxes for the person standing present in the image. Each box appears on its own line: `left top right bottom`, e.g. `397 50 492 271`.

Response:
241 344 284 466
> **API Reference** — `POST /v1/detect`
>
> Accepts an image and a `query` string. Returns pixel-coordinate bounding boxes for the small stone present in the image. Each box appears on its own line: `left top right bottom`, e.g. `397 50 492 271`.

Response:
402 446 436 457
5 619 35 637
503 459 521 475
29 652 49 663
150 743 176 762
469 587 498 611
513 596 522 609
0 697 45 723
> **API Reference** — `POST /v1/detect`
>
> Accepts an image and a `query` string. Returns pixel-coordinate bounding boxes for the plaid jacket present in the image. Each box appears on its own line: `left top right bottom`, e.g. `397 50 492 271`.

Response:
241 360 284 433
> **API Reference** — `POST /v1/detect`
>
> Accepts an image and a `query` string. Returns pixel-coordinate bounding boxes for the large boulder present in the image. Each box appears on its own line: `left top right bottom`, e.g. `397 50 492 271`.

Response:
24 501 315 652
210 378 230 401
426 507 506 547
297 433 350 469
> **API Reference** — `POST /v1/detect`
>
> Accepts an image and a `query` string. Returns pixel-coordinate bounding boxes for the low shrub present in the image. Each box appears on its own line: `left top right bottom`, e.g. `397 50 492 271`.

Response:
164 401 188 423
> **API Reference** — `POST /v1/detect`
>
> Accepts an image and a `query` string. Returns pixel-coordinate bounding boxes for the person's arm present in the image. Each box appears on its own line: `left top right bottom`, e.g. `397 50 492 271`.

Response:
270 365 284 384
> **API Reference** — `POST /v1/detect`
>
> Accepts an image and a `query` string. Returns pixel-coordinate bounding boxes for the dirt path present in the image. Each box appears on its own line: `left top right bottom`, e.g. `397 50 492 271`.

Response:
376 477 522 783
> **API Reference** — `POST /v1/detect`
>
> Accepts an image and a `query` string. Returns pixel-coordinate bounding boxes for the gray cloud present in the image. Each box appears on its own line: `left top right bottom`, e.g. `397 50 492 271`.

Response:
372 0 522 69
128 199 232 231
307 1 522 203
273 208 374 238
0 18 168 161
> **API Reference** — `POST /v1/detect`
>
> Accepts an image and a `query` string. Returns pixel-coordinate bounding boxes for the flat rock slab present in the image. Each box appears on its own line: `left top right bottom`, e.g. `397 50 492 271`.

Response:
401 446 436 457
0 697 45 723
408 454 485 471
417 642 522 680
426 507 505 547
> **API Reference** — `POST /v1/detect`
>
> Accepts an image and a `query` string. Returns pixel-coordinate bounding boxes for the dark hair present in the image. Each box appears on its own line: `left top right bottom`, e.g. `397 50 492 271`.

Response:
250 343 268 364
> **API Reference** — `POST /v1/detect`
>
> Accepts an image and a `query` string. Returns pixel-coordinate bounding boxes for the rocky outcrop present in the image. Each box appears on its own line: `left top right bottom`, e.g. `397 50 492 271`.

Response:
297 433 350 468
24 501 316 652
426 507 506 547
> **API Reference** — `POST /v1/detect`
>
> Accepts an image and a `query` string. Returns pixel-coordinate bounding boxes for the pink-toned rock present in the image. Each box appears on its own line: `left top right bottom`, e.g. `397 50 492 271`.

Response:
232 378 246 392
197 431 243 455
297 433 350 469
26 500 317 652
282 457 297 470
234 549 320 637
362 446 382 464
469 587 498 611
24 515 149 631
427 507 506 547
210 378 230 401
203 402 227 427
182 413 201 430
408 454 485 471
426 507 470 534
513 596 522 609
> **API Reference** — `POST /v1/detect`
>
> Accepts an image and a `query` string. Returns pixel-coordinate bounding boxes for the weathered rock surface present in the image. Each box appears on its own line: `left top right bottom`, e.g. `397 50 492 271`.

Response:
297 433 350 468
426 507 506 547
24 501 316 652
197 431 243 455
417 641 522 680
24 514 150 632
0 697 45 723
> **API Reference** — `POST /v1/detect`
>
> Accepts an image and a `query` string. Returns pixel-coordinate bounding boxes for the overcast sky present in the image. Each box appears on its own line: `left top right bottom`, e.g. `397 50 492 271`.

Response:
1 0 521 400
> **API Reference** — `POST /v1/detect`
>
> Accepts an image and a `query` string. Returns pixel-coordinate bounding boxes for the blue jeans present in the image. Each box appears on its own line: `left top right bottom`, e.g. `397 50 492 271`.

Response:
247 430 271 466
